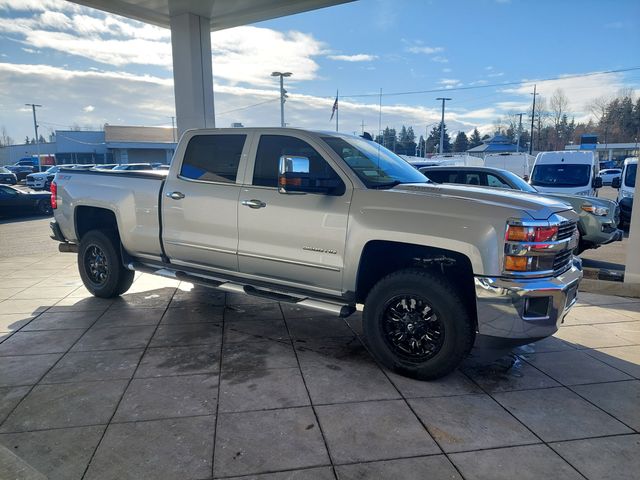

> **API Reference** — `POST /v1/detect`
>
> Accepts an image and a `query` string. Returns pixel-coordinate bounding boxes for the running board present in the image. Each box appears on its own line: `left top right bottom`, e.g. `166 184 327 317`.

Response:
127 262 355 318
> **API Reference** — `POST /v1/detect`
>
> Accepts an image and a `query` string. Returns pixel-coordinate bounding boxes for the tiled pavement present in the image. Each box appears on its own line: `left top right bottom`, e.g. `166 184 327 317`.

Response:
1 253 639 479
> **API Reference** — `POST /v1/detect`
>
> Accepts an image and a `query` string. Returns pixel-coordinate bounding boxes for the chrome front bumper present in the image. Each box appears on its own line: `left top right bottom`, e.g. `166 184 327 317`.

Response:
474 259 582 345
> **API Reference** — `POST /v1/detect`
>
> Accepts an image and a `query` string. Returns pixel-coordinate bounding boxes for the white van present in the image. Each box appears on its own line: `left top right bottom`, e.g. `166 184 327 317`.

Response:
530 150 601 196
484 152 534 179
614 157 637 226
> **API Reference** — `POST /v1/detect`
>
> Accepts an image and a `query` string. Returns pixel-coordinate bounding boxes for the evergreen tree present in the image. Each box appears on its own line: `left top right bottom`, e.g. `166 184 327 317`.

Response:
453 131 469 152
24 136 30 144
469 128 482 148
425 124 451 153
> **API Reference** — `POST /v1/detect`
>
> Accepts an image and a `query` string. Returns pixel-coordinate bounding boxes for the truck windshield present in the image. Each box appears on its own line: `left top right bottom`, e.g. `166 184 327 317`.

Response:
321 135 428 188
530 164 591 187
625 164 637 188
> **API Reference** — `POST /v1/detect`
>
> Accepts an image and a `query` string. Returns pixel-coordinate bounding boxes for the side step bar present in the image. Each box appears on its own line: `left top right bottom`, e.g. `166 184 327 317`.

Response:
128 262 355 318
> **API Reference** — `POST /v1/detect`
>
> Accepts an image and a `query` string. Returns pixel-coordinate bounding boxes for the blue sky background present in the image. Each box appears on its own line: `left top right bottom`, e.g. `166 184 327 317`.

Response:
0 0 638 143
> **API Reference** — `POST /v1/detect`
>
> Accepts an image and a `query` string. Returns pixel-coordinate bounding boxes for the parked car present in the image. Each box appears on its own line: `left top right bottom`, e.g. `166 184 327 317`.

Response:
154 164 171 171
599 168 622 186
50 128 582 380
112 163 154 171
0 184 52 216
0 166 17 185
7 165 36 181
613 157 637 228
530 150 602 196
93 164 119 170
420 165 622 254
26 165 74 190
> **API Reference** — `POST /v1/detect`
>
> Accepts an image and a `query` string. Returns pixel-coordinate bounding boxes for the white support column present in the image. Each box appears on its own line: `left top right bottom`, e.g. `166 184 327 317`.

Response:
625 196 640 284
170 13 215 136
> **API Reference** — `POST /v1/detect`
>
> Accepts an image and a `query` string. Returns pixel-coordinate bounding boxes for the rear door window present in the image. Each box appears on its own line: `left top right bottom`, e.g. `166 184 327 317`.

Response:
486 173 511 188
180 134 246 183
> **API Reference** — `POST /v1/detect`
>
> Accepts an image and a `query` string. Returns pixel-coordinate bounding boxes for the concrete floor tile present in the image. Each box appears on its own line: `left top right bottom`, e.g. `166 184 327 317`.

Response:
0 380 128 433
493 387 632 442
170 287 226 309
219 368 309 413
584 345 640 378
42 349 144 384
225 303 283 322
21 311 102 331
0 425 105 480
222 340 298 371
221 466 335 480
47 296 112 313
0 330 85 356
85 416 215 480
71 325 155 351
462 358 560 393
517 336 577 353
223 319 288 344
293 336 366 367
409 394 537 453
0 299 52 315
150 322 222 348
214 407 328 477
575 292 640 307
93 308 165 327
572 380 640 430
524 349 632 385
161 306 224 324
317 400 439 464
286 317 353 339
10 286 79 300
108 291 172 310
335 455 460 480
449 444 583 480
563 305 639 325
555 324 635 349
113 374 218 422
602 321 640 344
386 370 481 398
0 313 36 332
0 353 62 387
302 361 399 404
550 434 640 480
225 293 276 306
136 345 220 378
0 386 31 423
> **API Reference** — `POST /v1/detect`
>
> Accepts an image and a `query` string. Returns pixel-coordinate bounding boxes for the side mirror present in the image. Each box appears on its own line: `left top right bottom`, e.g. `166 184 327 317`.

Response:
278 155 343 195
592 176 603 189
611 176 621 189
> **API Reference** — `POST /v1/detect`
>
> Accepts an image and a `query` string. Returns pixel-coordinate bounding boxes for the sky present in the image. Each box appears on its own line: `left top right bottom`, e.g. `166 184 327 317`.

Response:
0 0 639 145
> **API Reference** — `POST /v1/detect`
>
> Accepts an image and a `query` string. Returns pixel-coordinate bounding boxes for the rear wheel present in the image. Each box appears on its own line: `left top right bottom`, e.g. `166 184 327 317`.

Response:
78 230 134 298
37 199 52 216
363 269 475 380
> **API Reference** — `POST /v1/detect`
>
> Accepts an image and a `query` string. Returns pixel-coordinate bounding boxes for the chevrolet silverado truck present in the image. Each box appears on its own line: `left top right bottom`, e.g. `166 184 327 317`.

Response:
50 128 582 379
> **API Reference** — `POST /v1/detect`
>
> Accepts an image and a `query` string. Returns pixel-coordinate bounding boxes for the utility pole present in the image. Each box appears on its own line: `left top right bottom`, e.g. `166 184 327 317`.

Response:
425 125 428 158
25 103 42 164
271 71 292 127
360 120 366 135
529 85 539 155
170 116 176 142
515 112 525 152
436 97 451 154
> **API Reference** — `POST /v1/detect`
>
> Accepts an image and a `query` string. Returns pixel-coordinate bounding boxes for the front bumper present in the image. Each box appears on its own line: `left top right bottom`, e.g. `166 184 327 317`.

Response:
473 260 582 347
26 177 47 188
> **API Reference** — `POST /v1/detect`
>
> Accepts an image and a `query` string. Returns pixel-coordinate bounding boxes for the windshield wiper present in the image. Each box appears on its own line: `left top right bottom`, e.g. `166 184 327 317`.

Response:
369 180 404 189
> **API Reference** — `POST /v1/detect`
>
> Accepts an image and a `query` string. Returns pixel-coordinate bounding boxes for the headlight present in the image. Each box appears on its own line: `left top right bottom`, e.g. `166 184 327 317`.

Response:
581 204 609 216
621 190 634 199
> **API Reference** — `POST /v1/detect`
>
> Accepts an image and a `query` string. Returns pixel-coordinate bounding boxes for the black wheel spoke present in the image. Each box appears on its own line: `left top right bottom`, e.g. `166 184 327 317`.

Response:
84 244 109 285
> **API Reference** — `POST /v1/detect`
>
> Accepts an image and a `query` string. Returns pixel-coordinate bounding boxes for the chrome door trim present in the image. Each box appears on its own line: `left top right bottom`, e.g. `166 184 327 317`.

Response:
164 240 236 256
238 251 341 272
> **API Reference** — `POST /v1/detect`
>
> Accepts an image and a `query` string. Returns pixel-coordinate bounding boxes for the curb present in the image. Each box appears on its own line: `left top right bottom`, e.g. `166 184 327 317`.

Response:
579 276 640 299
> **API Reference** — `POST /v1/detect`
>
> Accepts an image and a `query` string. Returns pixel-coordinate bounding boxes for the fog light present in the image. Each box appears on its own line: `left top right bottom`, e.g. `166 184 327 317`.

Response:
524 297 551 318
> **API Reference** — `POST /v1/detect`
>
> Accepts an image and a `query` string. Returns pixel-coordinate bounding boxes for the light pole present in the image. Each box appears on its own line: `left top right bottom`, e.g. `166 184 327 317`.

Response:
529 84 539 155
515 112 525 152
271 72 292 127
25 103 42 162
436 98 451 154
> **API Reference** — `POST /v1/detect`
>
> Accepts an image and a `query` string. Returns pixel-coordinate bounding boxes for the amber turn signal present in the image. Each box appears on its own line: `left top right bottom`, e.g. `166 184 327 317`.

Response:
505 255 529 271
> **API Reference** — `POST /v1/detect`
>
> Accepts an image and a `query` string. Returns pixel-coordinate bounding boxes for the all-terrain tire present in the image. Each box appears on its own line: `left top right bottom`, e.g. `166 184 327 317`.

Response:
78 229 134 298
363 268 475 380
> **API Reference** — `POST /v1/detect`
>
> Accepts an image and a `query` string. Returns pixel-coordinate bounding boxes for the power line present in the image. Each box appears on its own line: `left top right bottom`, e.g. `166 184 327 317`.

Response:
340 66 640 99
216 98 279 116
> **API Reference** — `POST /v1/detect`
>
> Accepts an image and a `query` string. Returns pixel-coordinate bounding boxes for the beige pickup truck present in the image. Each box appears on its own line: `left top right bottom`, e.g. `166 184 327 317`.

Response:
50 128 582 379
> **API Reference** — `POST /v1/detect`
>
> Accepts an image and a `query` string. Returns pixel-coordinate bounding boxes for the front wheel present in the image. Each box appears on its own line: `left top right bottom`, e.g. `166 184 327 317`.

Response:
78 230 134 298
363 269 475 380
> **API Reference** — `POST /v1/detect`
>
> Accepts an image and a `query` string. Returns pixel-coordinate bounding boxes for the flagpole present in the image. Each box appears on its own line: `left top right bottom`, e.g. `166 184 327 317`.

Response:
335 89 339 132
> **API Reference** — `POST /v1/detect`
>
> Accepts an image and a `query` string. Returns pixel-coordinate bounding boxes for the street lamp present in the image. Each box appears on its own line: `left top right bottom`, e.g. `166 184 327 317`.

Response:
271 71 292 127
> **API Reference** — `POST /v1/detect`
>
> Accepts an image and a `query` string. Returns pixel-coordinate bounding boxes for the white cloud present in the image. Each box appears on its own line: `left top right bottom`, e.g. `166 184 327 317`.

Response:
407 46 444 55
487 72 504 78
442 68 452 73
327 54 378 62
431 56 449 63
439 79 461 87
83 105 95 112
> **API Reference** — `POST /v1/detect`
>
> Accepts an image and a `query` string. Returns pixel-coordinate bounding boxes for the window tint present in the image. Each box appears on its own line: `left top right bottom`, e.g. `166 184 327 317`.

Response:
423 170 457 184
0 186 17 196
464 173 481 185
253 135 341 189
181 134 246 183
486 174 511 188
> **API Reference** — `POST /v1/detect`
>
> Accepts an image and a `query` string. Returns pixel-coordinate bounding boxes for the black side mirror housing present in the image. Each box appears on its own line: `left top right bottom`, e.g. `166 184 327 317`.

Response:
611 177 621 189
593 176 603 189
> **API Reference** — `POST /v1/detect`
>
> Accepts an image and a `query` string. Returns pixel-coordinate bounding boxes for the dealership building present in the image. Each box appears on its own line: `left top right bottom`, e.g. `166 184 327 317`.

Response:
0 125 177 166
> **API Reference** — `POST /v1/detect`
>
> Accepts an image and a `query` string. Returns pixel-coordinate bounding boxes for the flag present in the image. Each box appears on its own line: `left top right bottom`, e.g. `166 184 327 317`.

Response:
330 95 338 121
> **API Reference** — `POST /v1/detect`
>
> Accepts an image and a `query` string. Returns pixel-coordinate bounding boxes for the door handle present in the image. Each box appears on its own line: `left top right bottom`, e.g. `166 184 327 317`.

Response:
166 191 185 200
241 199 267 209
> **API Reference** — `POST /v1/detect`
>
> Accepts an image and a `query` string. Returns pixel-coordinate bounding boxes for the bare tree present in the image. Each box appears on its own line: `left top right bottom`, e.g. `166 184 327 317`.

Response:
549 89 570 130
588 95 610 123
0 126 13 147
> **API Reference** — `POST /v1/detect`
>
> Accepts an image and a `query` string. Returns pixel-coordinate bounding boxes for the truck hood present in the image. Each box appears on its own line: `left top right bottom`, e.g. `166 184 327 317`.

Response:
394 183 572 220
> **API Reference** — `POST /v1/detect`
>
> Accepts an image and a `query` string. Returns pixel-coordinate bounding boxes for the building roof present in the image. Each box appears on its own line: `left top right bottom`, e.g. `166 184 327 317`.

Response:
69 1 353 30
467 134 526 153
